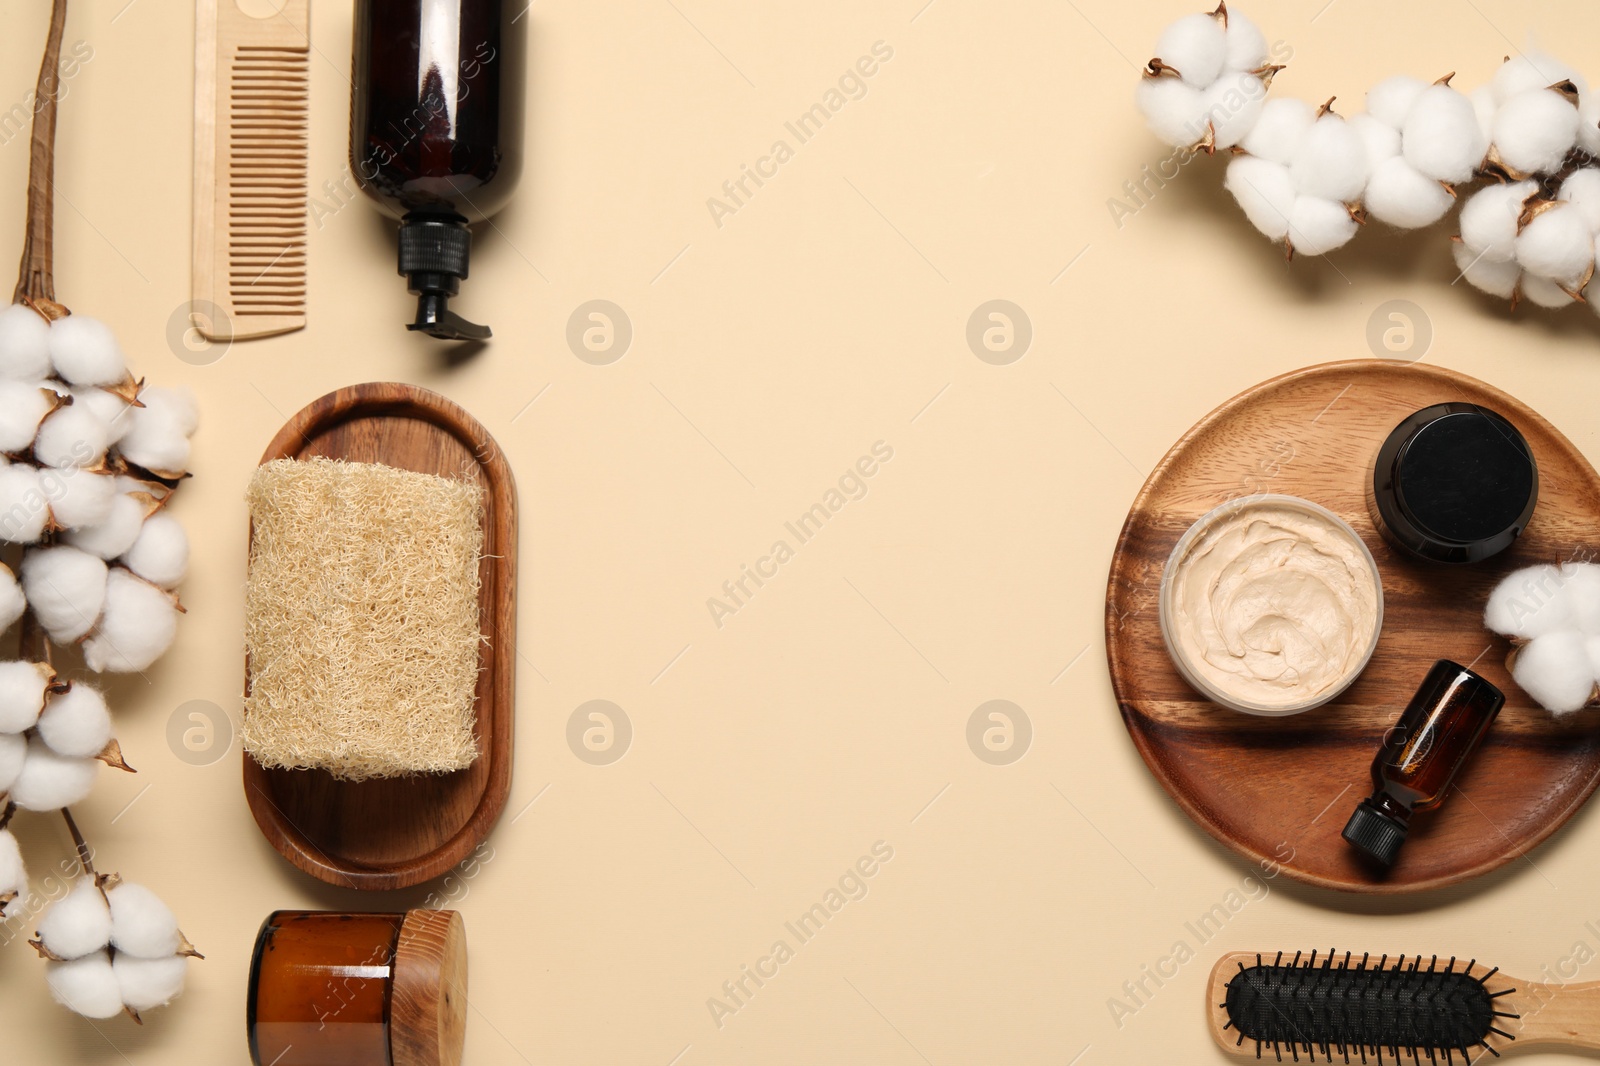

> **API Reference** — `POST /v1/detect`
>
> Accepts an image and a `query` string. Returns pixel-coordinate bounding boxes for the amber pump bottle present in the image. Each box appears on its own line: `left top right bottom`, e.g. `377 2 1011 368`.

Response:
1342 659 1505 867
350 0 526 340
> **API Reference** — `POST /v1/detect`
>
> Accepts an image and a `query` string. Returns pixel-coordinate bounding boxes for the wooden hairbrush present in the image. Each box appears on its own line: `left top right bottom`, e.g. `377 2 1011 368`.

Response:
1208 949 1600 1061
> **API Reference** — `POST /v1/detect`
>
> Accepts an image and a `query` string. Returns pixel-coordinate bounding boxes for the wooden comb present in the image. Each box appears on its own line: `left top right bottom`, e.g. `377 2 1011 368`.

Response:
192 0 310 340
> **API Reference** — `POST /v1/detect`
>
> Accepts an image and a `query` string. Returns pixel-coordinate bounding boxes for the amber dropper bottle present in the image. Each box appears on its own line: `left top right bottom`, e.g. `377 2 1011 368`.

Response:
1342 659 1505 868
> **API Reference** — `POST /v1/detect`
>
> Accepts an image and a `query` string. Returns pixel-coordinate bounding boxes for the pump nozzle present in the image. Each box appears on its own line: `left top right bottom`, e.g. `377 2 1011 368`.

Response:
398 216 491 340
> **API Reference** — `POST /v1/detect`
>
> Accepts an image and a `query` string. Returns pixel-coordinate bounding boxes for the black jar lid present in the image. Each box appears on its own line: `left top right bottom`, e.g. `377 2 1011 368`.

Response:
1372 402 1537 565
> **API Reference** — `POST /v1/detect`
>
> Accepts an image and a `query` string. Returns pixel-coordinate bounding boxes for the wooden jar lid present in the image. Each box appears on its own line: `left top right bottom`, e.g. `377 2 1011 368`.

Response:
392 910 469 1066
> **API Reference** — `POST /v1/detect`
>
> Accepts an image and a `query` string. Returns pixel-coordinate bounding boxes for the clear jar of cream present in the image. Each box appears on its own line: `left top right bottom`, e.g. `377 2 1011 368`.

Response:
1159 494 1384 715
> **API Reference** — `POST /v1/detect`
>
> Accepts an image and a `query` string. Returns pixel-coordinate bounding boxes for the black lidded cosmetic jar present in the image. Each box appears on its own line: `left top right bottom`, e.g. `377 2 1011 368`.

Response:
1370 402 1538 565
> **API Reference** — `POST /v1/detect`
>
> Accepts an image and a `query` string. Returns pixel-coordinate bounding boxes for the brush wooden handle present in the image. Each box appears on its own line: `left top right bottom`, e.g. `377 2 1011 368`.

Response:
1207 951 1600 1057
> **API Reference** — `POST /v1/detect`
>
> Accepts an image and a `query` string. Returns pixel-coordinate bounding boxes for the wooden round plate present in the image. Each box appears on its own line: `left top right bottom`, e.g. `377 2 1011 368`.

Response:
1106 360 1600 893
244 383 516 891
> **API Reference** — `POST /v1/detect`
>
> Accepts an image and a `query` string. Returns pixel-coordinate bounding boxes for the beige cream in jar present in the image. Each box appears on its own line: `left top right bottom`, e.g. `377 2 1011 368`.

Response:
1159 495 1383 715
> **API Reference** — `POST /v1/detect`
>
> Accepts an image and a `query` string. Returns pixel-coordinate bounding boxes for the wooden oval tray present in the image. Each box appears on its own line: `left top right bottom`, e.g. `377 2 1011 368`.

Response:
1107 360 1600 893
244 383 516 890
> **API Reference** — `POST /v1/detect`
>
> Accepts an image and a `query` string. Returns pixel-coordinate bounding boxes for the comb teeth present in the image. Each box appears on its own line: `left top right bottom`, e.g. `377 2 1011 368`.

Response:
225 43 308 320
1222 951 1520 1063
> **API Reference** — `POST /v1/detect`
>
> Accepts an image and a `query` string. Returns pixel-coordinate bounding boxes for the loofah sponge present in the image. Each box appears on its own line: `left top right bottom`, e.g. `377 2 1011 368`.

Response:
242 457 484 781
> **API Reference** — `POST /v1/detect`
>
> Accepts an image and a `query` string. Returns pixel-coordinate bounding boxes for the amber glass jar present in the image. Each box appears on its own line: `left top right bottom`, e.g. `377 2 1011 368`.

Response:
248 909 468 1066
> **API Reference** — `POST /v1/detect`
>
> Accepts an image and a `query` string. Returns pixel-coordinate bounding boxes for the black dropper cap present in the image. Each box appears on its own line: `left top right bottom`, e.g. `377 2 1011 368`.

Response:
397 216 491 341
1342 800 1407 867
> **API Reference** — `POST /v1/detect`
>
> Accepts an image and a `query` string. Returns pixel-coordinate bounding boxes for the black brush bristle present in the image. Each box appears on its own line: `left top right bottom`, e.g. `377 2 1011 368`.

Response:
1223 951 1519 1063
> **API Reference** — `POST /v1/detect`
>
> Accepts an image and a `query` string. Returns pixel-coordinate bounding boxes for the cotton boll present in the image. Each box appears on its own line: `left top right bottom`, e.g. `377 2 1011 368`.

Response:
1460 181 1538 261
11 734 99 810
143 386 198 438
0 464 48 543
1199 70 1266 150
1290 114 1369 203
47 316 126 388
35 404 110 469
0 828 28 917
1366 157 1455 228
1558 169 1600 233
1487 564 1574 638
0 659 52 733
83 569 178 673
0 562 24 632
0 304 52 381
1223 9 1268 72
121 513 187 589
1492 52 1580 105
1558 562 1600 634
1453 240 1523 299
45 469 116 531
0 381 56 454
1492 90 1580 176
1242 98 1316 165
1516 203 1594 286
1513 631 1597 714
36 877 113 960
64 493 147 560
1403 84 1489 183
0 731 24 793
1471 86 1498 143
70 388 132 445
66 491 149 559
1579 91 1600 155
36 684 112 760
1519 272 1576 308
46 951 123 1019
1287 195 1359 256
1366 75 1428 130
1224 156 1296 241
1153 13 1227 88
1137 77 1208 147
20 546 108 644
117 397 192 478
114 954 187 1012
107 882 181 959
1350 113 1401 164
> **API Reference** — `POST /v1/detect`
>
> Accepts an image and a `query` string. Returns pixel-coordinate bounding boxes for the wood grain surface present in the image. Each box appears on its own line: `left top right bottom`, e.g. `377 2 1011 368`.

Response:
392 909 469 1066
243 382 517 891
1106 360 1600 893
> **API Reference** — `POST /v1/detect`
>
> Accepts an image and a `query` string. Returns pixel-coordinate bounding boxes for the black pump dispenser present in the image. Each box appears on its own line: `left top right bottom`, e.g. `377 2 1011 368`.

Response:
350 0 526 340
398 216 483 340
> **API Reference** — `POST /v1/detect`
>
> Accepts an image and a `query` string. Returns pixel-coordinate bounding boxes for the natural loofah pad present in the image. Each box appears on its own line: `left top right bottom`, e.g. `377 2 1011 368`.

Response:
243 457 484 781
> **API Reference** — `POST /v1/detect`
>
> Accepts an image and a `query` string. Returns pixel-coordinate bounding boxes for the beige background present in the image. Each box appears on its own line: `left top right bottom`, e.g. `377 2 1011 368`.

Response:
2 0 1600 1062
